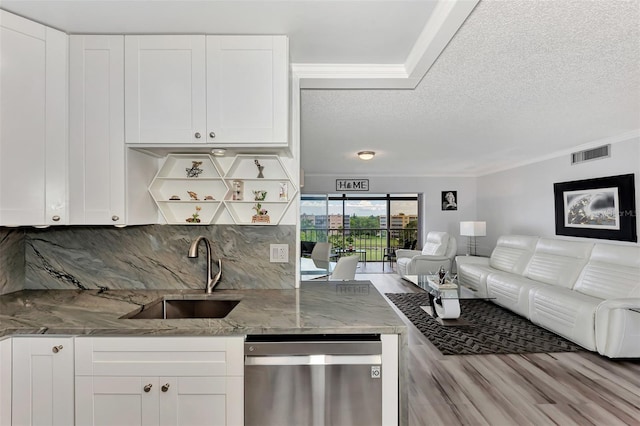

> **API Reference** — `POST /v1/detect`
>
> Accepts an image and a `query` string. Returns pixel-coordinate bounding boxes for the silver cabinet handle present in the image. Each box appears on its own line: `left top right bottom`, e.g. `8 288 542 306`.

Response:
52 345 63 353
144 384 152 393
209 132 215 139
111 215 119 222
161 383 170 392
52 215 60 222
195 132 202 139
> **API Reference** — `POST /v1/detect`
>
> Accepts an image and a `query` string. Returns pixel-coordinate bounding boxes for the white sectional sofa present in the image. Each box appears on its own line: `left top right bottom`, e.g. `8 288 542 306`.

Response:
456 235 640 358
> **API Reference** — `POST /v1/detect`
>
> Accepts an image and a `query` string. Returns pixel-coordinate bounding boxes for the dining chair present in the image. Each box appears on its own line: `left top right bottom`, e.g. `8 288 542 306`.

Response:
329 255 359 280
310 242 332 269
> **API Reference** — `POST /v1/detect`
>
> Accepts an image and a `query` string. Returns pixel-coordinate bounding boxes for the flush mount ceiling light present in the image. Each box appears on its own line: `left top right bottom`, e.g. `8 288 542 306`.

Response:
357 151 375 160
211 148 226 156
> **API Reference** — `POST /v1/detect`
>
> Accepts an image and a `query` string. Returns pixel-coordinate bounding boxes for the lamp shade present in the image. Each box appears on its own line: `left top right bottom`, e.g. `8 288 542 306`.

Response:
460 221 486 237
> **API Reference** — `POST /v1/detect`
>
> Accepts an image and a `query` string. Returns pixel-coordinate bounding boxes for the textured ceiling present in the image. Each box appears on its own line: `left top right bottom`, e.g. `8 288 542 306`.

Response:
301 0 640 177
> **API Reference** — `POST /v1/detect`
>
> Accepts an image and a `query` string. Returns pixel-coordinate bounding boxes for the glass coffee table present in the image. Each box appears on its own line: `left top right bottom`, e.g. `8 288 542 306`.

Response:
403 274 484 325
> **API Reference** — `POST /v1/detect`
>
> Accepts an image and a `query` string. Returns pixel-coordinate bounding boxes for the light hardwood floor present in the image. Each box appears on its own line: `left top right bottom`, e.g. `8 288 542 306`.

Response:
359 272 640 426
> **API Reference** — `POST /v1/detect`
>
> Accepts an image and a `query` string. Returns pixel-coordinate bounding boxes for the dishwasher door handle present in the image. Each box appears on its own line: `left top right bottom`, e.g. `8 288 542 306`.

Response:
245 354 381 366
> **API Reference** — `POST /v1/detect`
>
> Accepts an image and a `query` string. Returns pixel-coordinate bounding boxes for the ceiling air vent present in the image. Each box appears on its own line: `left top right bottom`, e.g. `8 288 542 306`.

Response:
571 144 610 165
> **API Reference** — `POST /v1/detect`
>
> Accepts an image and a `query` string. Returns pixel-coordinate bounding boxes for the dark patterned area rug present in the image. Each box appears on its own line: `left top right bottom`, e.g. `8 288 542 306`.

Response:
385 293 584 356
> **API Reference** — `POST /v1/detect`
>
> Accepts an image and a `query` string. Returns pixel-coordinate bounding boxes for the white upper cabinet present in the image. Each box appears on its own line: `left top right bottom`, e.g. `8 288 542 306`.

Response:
125 35 288 147
207 36 288 145
125 35 207 144
0 10 68 226
69 35 127 225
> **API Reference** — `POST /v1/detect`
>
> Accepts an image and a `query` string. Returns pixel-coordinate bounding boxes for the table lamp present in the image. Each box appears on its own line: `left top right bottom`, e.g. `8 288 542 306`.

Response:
460 221 486 256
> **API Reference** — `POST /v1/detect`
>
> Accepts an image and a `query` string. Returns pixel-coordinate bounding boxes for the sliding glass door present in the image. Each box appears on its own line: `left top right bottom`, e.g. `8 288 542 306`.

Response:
300 194 419 265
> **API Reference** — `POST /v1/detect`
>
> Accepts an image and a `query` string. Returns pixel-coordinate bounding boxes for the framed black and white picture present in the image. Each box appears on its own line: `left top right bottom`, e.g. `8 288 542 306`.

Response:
553 174 637 242
441 191 458 211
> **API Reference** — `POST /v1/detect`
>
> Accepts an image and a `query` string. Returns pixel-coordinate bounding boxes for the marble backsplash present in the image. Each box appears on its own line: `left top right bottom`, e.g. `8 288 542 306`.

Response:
23 225 296 291
0 228 25 295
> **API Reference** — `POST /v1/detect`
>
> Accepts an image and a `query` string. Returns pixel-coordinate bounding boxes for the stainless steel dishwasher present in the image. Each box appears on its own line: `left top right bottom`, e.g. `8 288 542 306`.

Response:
245 334 383 426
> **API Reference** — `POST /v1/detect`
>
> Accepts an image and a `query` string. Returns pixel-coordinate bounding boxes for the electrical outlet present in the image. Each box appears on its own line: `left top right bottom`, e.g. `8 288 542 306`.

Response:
270 244 289 263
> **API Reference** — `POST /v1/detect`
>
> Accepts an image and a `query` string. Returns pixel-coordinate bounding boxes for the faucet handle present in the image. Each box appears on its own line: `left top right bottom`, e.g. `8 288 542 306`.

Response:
212 258 222 287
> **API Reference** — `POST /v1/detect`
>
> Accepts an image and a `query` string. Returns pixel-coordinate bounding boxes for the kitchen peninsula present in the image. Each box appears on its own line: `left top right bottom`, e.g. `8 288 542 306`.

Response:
0 281 407 425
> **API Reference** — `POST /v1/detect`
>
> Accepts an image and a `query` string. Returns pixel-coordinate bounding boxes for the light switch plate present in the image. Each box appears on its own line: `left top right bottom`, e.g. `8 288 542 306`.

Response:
270 244 289 263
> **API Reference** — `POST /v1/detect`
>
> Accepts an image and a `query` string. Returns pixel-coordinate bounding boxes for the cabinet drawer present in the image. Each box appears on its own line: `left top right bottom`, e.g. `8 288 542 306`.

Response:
75 336 244 377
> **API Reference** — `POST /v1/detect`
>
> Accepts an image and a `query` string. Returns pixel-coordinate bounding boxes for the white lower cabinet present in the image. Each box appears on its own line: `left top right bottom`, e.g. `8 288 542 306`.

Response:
74 336 244 426
76 375 242 426
11 337 75 426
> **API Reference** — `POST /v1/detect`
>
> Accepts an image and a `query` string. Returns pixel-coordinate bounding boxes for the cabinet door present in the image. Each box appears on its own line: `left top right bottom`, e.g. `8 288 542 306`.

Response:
69 35 126 225
0 11 68 226
12 337 74 426
159 377 230 426
206 36 288 145
76 376 160 426
125 36 206 144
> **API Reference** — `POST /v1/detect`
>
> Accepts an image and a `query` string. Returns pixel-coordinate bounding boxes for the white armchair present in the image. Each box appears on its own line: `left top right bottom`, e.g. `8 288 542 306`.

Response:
396 231 457 277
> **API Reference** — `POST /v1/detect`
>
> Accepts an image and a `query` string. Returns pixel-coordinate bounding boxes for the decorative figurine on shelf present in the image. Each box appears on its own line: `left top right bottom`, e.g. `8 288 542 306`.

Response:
251 202 270 223
252 203 268 215
204 195 215 200
255 159 264 178
187 191 199 200
186 161 204 178
186 206 202 223
169 195 181 200
232 180 244 201
278 182 288 201
253 190 267 201
438 265 446 284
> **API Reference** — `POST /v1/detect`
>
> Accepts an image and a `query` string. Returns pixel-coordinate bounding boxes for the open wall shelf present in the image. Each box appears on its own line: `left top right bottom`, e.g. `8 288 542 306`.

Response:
222 155 297 225
149 153 296 225
148 154 227 224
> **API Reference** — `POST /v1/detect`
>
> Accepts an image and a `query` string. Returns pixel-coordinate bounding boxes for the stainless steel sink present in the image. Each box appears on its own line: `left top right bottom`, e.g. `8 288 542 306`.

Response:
121 297 240 319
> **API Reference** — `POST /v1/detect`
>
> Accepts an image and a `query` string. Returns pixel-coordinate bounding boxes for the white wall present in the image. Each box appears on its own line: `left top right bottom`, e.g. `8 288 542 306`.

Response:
302 174 477 253
477 136 640 254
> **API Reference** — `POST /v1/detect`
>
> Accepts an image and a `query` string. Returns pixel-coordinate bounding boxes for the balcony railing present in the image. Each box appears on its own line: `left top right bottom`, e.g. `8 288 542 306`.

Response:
300 227 418 262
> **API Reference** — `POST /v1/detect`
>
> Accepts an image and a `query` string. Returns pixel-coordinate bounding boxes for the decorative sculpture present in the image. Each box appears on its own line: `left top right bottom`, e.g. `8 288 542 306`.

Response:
252 202 270 223
186 206 202 223
255 159 264 178
253 190 267 201
186 161 204 178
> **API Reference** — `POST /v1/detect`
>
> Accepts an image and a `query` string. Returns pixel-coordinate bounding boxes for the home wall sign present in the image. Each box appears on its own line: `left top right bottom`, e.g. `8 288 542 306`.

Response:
336 179 369 192
553 173 637 242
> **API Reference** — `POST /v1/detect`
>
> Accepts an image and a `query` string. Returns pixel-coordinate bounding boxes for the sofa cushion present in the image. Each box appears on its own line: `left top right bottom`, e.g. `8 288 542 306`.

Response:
458 263 493 298
574 244 640 300
422 232 449 256
486 272 544 318
489 235 538 274
529 285 601 351
524 238 594 288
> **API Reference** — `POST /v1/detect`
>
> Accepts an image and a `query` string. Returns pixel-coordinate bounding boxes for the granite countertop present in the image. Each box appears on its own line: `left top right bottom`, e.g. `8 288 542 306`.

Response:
0 281 406 338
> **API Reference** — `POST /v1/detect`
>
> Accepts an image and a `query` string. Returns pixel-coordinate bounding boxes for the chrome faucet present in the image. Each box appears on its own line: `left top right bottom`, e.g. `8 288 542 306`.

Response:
188 236 222 294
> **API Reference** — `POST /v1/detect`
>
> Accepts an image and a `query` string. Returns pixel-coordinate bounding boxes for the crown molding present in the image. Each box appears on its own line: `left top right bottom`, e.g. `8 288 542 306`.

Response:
404 0 479 81
292 64 416 89
292 0 479 89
